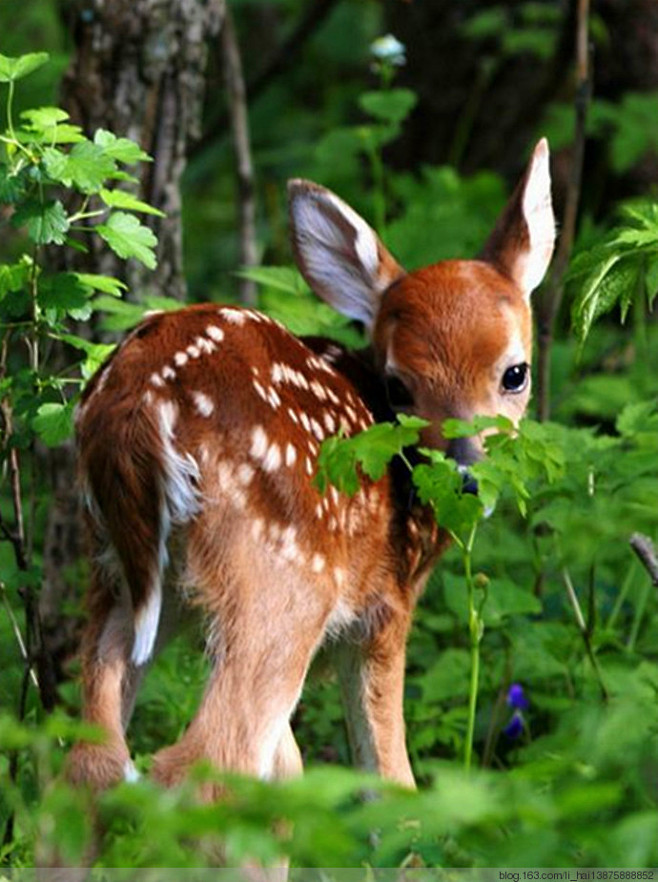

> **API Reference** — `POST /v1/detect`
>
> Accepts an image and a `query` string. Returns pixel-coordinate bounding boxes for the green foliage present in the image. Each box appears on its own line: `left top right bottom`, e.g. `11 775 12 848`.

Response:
0 51 160 457
2 12 658 873
570 200 658 345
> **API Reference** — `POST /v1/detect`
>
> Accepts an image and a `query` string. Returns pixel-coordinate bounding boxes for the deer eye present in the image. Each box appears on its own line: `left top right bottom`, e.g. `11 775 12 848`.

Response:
502 362 529 393
385 374 414 411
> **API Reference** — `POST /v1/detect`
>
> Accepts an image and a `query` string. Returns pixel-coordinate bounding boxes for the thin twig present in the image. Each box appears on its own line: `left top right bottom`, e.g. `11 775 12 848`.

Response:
562 568 608 700
221 5 258 306
537 0 591 421
191 0 341 161
630 533 658 588
0 583 39 690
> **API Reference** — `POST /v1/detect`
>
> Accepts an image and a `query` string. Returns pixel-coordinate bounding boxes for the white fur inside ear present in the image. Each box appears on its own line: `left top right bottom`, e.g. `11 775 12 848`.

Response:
520 139 555 296
291 189 386 329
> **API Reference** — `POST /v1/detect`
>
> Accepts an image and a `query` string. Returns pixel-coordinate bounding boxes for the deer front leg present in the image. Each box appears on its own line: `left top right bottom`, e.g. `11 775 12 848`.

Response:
335 608 415 788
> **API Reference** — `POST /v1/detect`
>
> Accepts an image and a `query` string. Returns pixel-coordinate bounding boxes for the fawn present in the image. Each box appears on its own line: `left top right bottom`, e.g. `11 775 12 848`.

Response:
68 139 554 794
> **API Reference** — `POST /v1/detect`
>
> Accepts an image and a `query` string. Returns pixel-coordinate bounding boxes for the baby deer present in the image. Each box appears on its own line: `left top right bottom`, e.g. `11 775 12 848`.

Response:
68 140 554 793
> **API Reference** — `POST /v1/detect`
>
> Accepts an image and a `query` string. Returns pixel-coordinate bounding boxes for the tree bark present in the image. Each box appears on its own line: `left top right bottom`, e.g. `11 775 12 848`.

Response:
40 0 224 675
58 0 225 301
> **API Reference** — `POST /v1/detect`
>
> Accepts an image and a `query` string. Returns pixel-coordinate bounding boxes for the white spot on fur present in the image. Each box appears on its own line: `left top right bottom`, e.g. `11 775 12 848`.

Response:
311 553 325 573
310 380 327 401
285 443 297 467
192 391 214 417
288 408 299 425
253 380 269 402
174 351 188 367
305 457 313 476
267 387 281 409
187 344 201 359
262 442 282 472
300 412 311 433
206 325 225 342
162 365 176 381
196 335 216 355
324 412 336 434
150 372 165 388
220 308 246 325
310 418 324 441
250 425 268 460
271 363 284 384
237 463 255 486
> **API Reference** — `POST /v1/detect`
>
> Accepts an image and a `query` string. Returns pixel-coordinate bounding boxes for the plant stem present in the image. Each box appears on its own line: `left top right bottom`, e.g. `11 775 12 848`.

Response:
462 524 482 771
7 78 16 140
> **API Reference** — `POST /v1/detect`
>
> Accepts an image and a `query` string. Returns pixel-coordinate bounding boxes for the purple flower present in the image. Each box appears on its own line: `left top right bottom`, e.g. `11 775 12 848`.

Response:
503 711 524 739
507 683 529 710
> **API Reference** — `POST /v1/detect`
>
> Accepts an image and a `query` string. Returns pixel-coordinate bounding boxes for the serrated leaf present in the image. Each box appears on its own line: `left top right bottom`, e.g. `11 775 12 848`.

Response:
38 273 90 312
96 212 157 269
43 141 117 193
94 129 150 163
99 188 164 216
32 401 74 447
11 199 69 244
315 416 428 497
19 107 84 144
0 52 49 83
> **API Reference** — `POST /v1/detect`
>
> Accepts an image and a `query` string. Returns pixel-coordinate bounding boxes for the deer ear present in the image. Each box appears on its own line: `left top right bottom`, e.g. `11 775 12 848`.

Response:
480 138 555 299
288 180 405 332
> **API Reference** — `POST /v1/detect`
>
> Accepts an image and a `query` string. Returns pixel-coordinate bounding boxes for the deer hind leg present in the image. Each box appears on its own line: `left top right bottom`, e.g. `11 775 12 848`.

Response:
151 551 327 792
66 553 135 791
335 602 415 788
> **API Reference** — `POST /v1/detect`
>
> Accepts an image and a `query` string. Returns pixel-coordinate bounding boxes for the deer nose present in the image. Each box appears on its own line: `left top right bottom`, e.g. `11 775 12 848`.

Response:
446 437 480 496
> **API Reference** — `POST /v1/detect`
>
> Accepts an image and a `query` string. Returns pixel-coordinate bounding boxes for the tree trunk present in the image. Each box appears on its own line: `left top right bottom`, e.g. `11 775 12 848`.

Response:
59 0 225 300
40 0 224 676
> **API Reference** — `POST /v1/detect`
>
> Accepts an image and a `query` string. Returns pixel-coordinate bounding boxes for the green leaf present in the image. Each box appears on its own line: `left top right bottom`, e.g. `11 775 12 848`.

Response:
0 52 49 83
60 334 116 379
0 162 27 203
93 294 147 331
412 452 484 537
97 212 157 269
21 106 69 128
20 107 84 144
11 199 69 244
0 261 29 298
315 415 428 496
443 414 514 439
99 188 165 216
43 141 117 193
358 89 417 126
94 129 151 163
235 265 308 295
32 401 75 447
72 273 127 297
38 274 91 312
